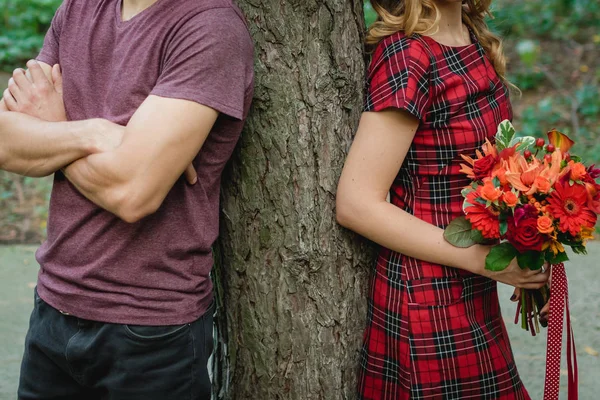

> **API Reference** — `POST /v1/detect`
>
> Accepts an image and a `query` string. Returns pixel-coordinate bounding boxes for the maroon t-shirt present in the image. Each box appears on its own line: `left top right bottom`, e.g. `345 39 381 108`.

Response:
35 0 254 325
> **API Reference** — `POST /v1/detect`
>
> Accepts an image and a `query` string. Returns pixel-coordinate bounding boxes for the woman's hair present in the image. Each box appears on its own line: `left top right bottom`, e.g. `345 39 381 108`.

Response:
367 0 508 83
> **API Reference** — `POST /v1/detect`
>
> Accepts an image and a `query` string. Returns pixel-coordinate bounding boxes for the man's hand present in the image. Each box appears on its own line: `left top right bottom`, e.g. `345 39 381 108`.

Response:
2 61 197 185
4 60 66 122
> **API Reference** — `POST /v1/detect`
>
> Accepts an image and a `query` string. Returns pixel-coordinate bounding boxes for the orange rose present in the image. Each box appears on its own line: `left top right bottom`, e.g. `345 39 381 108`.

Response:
502 191 519 208
534 176 552 194
570 162 587 181
537 215 555 234
480 179 502 202
493 166 509 186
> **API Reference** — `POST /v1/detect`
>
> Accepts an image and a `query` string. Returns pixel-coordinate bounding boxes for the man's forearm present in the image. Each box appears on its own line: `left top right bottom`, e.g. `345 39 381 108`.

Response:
0 111 97 177
63 150 138 222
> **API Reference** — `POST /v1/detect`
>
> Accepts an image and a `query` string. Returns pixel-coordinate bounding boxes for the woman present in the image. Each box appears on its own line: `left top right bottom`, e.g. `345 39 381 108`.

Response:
336 1 549 398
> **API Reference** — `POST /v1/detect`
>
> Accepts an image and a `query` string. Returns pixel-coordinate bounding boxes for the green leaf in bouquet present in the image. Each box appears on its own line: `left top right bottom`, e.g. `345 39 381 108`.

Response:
571 245 588 255
470 228 485 244
474 197 487 205
545 250 569 264
461 186 475 197
516 250 545 270
496 120 516 151
444 217 476 248
485 242 518 271
499 220 508 236
512 136 536 152
462 199 475 213
569 155 582 163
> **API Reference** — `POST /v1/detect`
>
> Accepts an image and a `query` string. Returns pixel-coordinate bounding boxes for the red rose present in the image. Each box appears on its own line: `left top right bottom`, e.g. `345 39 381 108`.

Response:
506 216 546 252
473 154 497 180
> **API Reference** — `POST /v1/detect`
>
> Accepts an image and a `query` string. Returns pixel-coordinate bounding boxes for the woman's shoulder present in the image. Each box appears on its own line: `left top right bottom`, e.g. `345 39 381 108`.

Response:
369 31 434 75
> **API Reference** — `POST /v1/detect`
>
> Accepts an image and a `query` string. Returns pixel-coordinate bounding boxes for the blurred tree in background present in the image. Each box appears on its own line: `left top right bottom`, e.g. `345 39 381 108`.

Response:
1 0 599 243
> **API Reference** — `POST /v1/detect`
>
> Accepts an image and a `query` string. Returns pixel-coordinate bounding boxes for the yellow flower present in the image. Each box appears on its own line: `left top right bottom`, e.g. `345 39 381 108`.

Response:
580 226 595 245
543 232 565 255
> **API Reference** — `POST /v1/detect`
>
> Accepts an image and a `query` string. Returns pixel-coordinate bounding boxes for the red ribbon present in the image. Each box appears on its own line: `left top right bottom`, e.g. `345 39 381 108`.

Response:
544 263 578 400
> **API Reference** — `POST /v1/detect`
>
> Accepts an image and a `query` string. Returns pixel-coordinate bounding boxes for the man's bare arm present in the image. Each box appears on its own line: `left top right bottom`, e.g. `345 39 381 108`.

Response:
63 95 218 223
0 61 120 176
0 112 118 177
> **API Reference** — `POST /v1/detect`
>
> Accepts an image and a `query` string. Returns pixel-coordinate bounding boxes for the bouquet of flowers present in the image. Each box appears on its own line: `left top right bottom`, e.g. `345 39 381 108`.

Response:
444 120 600 335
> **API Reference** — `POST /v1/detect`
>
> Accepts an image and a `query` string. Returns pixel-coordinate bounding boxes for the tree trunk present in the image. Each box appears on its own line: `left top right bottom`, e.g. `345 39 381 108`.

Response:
215 1 372 399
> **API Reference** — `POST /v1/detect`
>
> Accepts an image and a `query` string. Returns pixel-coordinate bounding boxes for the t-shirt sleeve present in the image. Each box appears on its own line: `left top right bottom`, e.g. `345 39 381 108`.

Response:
365 37 431 120
151 8 253 121
36 0 68 66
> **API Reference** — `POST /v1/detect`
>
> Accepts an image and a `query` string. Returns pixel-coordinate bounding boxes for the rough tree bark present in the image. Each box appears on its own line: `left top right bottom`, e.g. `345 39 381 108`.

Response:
215 1 373 399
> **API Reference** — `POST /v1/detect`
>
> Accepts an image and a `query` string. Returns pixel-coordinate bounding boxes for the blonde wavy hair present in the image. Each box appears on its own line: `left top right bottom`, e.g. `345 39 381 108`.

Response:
367 0 509 84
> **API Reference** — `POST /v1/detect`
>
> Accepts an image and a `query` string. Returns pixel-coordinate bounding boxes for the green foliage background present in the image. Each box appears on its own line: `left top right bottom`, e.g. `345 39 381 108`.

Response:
0 0 599 243
0 0 62 71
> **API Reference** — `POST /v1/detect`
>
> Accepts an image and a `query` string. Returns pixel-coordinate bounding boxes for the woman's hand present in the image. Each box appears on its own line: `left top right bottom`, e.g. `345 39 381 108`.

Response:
509 266 552 325
472 245 550 289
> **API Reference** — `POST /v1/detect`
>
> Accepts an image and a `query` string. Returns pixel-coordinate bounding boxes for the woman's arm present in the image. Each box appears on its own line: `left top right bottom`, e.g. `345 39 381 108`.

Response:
336 109 549 289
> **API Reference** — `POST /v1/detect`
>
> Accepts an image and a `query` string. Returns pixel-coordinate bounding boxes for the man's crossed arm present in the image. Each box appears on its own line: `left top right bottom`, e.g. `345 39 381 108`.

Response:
0 61 118 177
0 60 218 223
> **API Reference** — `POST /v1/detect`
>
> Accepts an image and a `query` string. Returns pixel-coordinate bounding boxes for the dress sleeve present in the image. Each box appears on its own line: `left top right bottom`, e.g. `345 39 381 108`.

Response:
36 0 69 66
365 36 431 120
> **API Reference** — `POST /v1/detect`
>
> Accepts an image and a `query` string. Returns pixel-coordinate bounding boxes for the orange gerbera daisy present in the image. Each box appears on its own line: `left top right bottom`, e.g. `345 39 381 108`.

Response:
547 181 597 236
464 190 500 239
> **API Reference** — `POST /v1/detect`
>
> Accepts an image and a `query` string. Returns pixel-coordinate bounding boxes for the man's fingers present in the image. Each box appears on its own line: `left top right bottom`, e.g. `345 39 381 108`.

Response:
7 78 23 103
3 88 18 111
26 60 48 84
52 64 64 94
184 164 197 185
12 69 31 93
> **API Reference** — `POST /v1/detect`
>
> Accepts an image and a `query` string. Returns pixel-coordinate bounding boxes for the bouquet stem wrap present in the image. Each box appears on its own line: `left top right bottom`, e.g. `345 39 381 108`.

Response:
544 263 578 400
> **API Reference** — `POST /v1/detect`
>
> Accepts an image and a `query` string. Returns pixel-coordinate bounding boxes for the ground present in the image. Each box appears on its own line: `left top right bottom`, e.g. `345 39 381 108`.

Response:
0 245 598 399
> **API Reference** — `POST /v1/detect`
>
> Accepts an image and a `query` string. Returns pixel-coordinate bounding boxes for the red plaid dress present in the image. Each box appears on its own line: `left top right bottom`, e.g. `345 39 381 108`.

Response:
358 30 531 400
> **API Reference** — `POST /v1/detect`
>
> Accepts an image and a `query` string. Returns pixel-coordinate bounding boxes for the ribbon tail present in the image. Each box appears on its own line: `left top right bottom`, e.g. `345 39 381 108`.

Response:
543 263 577 400
566 288 578 400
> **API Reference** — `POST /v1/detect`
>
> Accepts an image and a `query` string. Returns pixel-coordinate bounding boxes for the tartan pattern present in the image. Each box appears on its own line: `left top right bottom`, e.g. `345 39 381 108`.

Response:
359 31 530 399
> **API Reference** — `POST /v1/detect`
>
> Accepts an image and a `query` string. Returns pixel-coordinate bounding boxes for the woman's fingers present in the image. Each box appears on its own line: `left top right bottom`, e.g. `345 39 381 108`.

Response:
510 287 520 302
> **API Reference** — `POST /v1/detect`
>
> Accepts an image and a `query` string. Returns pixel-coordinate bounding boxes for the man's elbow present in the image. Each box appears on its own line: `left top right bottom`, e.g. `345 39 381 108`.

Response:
112 187 162 224
116 199 161 224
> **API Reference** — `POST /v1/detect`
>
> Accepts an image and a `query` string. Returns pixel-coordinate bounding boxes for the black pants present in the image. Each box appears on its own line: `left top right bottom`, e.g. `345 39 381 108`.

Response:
18 289 214 400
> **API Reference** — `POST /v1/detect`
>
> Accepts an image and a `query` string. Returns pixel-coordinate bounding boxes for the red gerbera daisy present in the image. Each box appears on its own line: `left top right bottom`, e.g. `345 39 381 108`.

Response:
464 190 500 239
547 181 597 236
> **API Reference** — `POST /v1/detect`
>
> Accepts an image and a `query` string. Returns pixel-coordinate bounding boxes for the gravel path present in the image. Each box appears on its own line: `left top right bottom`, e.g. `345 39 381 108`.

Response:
1 244 598 399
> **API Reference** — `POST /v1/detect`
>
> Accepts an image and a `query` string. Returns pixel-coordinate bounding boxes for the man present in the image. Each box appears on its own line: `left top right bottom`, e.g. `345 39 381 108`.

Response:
0 0 253 398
